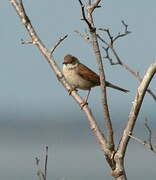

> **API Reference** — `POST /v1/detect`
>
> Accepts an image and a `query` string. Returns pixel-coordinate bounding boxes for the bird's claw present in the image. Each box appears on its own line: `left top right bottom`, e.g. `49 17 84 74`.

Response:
67 88 88 109
68 88 77 95
80 101 88 109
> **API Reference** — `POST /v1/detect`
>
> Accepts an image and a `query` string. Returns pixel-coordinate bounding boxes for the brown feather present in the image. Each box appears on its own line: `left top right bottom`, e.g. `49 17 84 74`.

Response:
78 63 129 92
78 63 100 86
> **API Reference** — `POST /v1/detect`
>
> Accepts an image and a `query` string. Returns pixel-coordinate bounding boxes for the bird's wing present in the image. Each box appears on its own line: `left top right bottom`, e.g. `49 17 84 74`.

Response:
78 63 100 85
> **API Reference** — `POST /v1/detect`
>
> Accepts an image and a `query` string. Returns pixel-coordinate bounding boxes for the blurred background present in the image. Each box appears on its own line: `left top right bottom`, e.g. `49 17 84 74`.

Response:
0 0 156 179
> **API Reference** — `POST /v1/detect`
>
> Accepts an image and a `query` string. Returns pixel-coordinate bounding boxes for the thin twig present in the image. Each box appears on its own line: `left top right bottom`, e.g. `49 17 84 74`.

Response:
113 20 131 42
50 35 68 55
78 0 114 151
35 157 40 166
78 0 93 30
111 46 156 101
121 20 129 33
44 146 48 180
35 157 45 180
99 21 131 44
90 0 101 12
21 39 33 44
19 0 30 24
113 31 131 43
144 119 154 151
37 169 45 180
98 28 156 101
129 134 156 153
74 30 91 43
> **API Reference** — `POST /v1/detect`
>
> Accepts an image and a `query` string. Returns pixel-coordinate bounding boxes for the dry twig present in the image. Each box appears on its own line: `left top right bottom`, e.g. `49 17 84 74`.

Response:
74 30 91 43
98 22 156 101
78 0 114 151
44 146 48 180
50 35 68 55
144 119 155 151
129 134 156 153
35 146 49 180
129 120 156 153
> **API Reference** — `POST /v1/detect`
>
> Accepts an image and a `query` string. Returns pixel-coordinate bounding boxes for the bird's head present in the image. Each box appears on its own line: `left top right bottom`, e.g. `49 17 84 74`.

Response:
63 54 80 66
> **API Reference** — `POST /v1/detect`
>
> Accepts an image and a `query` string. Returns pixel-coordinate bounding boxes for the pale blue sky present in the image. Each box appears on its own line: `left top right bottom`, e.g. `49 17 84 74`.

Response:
0 0 156 180
1 0 156 120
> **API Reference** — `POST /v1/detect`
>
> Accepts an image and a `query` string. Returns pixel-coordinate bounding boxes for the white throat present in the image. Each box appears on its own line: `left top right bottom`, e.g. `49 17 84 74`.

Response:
63 63 78 70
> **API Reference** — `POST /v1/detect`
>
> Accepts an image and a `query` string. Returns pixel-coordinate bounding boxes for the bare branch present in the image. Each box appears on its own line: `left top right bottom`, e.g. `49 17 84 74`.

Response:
111 47 156 101
144 119 154 151
146 89 156 101
105 29 113 45
19 0 30 24
74 30 91 43
78 0 101 30
98 30 156 101
91 0 101 11
50 35 68 55
97 33 108 45
35 157 45 180
21 39 34 44
113 21 131 42
44 146 48 180
78 0 114 150
98 28 113 45
78 0 93 30
118 60 156 156
37 169 45 180
121 20 130 33
10 0 111 158
99 28 110 31
113 31 131 43
35 157 40 166
99 21 131 44
129 133 156 153
35 146 49 180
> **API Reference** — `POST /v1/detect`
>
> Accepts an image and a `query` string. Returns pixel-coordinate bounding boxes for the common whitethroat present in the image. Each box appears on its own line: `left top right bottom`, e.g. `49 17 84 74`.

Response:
63 54 129 105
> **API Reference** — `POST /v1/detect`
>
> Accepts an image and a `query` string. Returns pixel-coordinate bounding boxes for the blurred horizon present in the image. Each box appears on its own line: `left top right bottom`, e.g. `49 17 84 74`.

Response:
0 115 156 180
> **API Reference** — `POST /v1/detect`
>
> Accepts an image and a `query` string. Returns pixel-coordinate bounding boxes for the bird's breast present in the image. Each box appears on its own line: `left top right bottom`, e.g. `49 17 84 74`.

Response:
63 65 93 90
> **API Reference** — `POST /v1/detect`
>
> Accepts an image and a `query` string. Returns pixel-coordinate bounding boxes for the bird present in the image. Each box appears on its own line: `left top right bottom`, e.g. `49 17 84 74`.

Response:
63 54 129 105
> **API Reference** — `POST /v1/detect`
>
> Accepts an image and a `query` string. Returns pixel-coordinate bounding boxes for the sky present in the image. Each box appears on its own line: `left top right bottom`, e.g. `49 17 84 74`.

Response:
0 0 156 180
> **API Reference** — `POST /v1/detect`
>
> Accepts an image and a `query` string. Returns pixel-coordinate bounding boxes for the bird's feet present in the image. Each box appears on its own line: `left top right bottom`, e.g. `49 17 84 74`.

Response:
80 101 88 109
68 87 77 95
67 88 88 109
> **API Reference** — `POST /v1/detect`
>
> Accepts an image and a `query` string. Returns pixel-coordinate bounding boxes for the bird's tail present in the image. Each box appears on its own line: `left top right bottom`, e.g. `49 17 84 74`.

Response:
106 81 129 93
